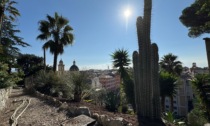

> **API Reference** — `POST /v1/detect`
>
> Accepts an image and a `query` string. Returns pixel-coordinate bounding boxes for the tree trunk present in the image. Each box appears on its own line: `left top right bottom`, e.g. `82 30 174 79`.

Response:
53 52 58 72
43 49 46 71
204 38 210 74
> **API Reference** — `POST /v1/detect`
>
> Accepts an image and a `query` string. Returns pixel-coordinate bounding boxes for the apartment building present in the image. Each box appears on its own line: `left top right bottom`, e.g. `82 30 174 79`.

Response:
165 63 209 116
99 74 120 90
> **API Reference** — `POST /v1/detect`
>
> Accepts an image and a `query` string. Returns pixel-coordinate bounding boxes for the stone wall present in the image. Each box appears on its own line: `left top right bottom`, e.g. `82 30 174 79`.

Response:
0 88 12 111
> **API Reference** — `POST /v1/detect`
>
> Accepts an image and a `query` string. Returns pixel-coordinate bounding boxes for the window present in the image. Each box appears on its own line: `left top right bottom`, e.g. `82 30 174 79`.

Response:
186 80 189 86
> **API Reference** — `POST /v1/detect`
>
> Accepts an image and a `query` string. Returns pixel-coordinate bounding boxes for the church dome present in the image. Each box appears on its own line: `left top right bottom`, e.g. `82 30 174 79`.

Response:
59 59 63 64
69 60 79 71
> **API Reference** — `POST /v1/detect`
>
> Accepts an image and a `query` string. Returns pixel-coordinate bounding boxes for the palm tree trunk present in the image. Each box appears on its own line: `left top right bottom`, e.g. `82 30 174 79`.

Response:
53 52 58 72
161 96 165 112
43 48 46 71
203 38 210 73
170 96 174 112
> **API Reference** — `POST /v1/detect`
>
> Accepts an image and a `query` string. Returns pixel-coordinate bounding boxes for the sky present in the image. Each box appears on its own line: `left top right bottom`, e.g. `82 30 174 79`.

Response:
15 0 209 70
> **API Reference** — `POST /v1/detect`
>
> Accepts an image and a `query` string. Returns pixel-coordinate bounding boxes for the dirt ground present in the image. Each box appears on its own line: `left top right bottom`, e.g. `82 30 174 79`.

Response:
0 88 138 126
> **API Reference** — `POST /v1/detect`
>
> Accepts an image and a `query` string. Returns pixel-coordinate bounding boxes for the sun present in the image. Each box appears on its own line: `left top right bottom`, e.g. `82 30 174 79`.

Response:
124 8 131 18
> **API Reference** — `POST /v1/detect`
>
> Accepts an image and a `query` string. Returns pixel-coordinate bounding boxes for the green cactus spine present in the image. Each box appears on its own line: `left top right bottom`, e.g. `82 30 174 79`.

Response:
133 0 162 123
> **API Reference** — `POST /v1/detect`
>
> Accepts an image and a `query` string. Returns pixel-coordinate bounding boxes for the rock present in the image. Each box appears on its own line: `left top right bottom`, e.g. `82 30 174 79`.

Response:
98 114 110 126
92 113 99 120
62 114 95 126
108 117 124 126
127 123 133 126
75 106 91 117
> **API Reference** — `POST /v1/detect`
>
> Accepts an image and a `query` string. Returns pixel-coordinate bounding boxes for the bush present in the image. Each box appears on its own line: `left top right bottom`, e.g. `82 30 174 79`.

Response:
34 70 74 98
104 89 120 112
122 105 128 114
187 108 208 126
33 71 92 101
70 72 91 102
0 62 22 88
89 88 106 106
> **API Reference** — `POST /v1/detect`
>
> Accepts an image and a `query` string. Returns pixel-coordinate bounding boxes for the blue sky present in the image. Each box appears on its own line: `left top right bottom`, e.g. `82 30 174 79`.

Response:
16 0 208 70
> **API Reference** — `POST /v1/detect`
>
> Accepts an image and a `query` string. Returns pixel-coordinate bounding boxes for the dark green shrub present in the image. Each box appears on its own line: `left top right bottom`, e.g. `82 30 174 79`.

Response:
90 88 106 106
34 70 74 98
122 105 128 114
104 90 120 112
71 72 90 102
0 62 22 88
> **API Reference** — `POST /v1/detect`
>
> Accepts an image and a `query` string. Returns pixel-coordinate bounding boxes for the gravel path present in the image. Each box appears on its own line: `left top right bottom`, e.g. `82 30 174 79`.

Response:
0 88 138 126
0 88 68 126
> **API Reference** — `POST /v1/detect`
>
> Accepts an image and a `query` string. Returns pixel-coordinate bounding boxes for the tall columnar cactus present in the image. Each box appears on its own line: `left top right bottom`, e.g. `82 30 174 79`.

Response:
133 0 161 123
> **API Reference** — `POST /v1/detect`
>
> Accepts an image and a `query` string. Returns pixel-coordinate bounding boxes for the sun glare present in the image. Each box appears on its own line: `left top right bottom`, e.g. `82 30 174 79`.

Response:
124 8 131 18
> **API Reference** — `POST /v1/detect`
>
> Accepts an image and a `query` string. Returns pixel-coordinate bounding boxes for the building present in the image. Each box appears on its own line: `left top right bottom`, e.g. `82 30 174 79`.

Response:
58 59 79 74
99 73 120 90
69 60 79 71
58 59 65 75
164 63 209 116
165 68 193 116
91 77 102 89
57 60 120 90
190 62 209 76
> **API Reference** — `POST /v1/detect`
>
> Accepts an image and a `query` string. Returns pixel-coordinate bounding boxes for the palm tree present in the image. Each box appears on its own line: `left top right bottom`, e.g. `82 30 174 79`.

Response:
111 48 131 111
159 71 177 112
37 12 74 72
160 53 183 76
111 48 130 78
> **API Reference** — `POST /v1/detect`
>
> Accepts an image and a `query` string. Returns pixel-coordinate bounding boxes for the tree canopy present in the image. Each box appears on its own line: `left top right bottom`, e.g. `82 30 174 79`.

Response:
111 48 131 78
180 0 210 37
160 53 183 76
16 54 43 77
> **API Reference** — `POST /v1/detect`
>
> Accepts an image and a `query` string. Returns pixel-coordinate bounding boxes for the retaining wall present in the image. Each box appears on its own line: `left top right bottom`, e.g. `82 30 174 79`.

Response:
0 88 12 111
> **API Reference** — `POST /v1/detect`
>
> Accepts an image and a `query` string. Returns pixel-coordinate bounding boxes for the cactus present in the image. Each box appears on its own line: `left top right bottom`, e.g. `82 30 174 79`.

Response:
133 0 162 124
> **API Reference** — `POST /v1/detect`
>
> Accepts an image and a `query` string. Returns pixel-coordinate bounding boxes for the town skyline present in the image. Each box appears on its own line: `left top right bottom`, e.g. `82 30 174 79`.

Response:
17 0 209 70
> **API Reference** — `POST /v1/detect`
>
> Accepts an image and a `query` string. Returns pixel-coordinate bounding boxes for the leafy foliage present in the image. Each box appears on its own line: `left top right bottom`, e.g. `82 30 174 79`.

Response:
0 0 20 22
70 72 90 102
0 0 22 54
159 71 178 112
34 71 74 98
191 74 210 121
90 88 106 106
162 111 185 126
0 62 22 88
0 19 29 70
160 53 183 76
122 69 136 111
33 71 91 100
16 54 44 77
111 48 135 112
104 90 120 112
187 107 208 126
180 0 210 37
111 48 130 78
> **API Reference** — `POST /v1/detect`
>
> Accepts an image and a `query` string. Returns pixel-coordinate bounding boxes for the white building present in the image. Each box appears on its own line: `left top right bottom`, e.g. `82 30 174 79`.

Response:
165 63 208 116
